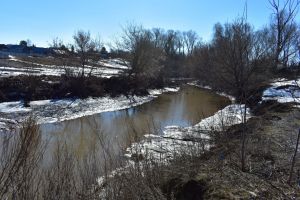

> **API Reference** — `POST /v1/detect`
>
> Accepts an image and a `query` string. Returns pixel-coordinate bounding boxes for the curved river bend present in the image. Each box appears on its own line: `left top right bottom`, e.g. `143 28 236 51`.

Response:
40 85 231 157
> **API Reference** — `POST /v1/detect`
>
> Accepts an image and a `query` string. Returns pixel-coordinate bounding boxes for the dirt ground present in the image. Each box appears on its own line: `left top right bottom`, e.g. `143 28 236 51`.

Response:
160 101 300 199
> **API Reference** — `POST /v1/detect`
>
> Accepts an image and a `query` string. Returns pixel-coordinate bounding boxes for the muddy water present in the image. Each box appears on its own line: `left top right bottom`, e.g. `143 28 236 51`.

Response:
40 85 230 157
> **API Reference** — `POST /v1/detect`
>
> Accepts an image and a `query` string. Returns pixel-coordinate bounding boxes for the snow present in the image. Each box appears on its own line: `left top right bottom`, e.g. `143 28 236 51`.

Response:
0 118 18 130
0 87 180 130
187 81 212 90
0 101 31 113
98 78 300 192
30 100 52 106
188 81 236 102
0 65 123 78
97 78 300 164
125 104 250 160
148 87 180 95
97 103 251 195
98 58 129 70
262 78 300 103
0 58 128 78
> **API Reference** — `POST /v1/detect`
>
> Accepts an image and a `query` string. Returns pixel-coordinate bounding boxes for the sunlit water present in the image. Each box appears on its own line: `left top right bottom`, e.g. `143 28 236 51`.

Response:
40 85 230 159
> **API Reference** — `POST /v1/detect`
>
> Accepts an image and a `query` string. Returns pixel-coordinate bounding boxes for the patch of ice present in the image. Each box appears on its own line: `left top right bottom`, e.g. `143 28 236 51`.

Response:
125 104 250 161
30 100 52 106
187 81 212 90
97 103 251 193
0 101 31 113
0 58 127 78
98 58 129 70
148 87 180 96
262 78 300 103
188 81 235 102
0 87 180 129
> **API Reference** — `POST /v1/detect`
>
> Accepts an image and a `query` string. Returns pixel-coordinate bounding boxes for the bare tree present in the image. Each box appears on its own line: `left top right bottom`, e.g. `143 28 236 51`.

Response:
208 18 272 171
152 28 166 49
49 37 74 75
73 30 97 77
183 30 198 55
164 30 179 57
50 37 65 49
269 0 300 69
117 24 164 80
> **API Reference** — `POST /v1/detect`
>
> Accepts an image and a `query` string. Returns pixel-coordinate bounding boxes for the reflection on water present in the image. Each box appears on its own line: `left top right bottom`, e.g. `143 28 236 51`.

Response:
40 85 230 157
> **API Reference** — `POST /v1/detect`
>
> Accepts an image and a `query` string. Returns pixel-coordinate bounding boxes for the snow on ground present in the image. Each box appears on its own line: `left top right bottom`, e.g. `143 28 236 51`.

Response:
98 79 300 191
98 58 129 70
118 78 300 163
0 118 18 130
0 65 123 78
0 57 128 78
188 81 236 102
0 101 32 113
125 104 250 160
0 87 179 130
262 78 300 103
97 103 251 193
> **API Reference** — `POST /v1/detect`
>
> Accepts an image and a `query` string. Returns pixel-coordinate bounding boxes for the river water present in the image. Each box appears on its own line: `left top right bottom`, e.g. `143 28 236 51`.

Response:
40 85 230 158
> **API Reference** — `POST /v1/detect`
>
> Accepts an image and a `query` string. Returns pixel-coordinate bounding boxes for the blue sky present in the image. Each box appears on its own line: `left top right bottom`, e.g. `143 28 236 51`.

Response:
0 0 298 47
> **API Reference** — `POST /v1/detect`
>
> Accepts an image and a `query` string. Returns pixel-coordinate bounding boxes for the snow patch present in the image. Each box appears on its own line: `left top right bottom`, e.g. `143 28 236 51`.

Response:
0 87 180 130
262 78 300 103
125 104 250 160
188 81 235 102
0 101 31 113
1 58 128 78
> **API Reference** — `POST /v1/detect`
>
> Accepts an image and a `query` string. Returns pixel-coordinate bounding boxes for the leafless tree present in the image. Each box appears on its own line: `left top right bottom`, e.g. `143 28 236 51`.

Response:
50 37 65 49
208 18 273 171
152 28 166 49
117 24 165 79
269 0 300 68
73 30 97 77
163 30 179 57
183 30 198 55
174 31 184 55
49 37 74 75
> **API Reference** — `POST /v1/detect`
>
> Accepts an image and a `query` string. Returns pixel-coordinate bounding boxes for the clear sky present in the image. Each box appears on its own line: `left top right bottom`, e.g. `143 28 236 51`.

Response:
0 0 298 47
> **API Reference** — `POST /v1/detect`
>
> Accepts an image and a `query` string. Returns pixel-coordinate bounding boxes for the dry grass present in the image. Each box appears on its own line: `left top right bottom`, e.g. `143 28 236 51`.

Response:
1 103 300 199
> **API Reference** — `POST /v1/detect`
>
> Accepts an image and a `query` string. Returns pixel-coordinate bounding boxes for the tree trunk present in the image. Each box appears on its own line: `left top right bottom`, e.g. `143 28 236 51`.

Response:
241 103 247 172
288 128 300 185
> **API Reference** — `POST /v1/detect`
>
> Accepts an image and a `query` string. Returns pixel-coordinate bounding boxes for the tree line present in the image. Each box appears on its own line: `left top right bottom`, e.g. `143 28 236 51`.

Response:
47 0 300 102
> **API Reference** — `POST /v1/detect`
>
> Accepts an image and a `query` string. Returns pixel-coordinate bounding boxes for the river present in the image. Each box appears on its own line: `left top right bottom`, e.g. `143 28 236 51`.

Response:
40 85 230 159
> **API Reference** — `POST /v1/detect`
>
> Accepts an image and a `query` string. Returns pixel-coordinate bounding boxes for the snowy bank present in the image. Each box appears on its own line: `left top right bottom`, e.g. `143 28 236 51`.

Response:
97 103 251 194
0 87 179 130
125 104 250 160
0 57 127 78
187 81 236 102
262 78 300 103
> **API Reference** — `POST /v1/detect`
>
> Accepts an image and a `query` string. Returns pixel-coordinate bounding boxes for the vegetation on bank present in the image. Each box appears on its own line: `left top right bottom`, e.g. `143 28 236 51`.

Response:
0 74 167 104
1 0 300 199
0 101 299 199
1 0 300 105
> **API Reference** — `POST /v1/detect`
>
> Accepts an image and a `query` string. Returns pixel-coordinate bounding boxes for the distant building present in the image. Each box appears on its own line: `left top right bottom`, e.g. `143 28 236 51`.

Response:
0 44 53 58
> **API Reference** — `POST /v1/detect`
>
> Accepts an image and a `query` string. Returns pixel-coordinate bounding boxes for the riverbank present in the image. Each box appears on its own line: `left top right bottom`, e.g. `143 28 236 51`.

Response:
125 103 250 161
97 78 300 199
159 101 300 199
0 87 179 130
0 57 128 78
262 78 300 104
187 81 236 102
